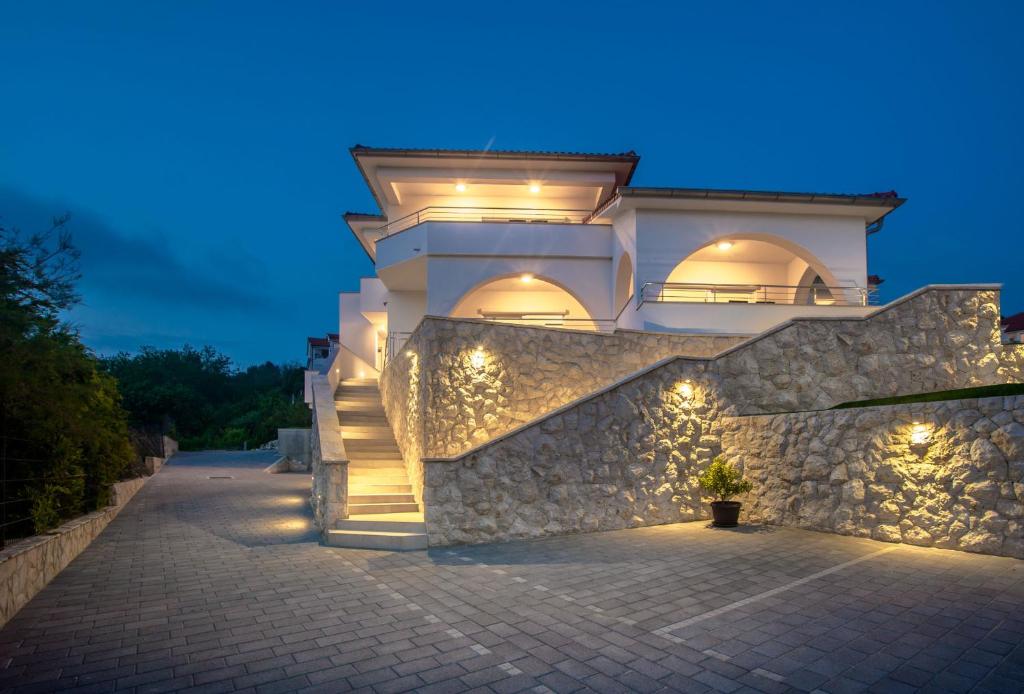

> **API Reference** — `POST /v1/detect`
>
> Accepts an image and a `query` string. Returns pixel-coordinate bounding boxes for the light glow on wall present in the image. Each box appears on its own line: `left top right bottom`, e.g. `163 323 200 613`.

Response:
910 421 932 446
716 240 734 251
676 380 695 405
454 182 467 192
470 347 486 370
519 273 534 283
529 183 541 194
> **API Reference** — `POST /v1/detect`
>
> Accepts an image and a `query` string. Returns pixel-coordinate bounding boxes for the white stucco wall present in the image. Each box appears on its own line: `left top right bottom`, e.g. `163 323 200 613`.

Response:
386 291 427 337
633 209 868 291
338 292 377 368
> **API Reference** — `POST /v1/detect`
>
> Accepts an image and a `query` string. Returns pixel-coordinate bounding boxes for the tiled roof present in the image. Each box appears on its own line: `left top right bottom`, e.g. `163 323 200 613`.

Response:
614 187 905 206
1002 312 1024 332
349 145 639 162
307 337 329 347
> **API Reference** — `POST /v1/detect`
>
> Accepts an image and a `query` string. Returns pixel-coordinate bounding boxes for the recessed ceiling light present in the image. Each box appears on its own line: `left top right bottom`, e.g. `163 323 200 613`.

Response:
529 184 541 194
455 183 467 192
716 241 734 251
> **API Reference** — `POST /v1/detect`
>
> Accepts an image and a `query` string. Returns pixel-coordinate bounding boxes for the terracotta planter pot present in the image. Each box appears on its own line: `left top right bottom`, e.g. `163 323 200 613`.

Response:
710 500 742 527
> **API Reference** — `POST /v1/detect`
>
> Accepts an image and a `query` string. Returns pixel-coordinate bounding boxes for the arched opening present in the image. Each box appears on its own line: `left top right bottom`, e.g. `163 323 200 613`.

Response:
660 236 859 305
450 274 599 330
614 253 634 316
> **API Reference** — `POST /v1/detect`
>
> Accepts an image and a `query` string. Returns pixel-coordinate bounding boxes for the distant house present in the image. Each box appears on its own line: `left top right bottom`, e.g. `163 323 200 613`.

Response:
1003 313 1024 343
305 333 338 370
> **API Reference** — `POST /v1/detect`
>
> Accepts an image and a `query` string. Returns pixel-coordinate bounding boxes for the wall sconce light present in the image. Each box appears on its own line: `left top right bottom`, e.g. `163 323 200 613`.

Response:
677 380 695 404
910 421 932 446
716 240 734 251
470 347 486 370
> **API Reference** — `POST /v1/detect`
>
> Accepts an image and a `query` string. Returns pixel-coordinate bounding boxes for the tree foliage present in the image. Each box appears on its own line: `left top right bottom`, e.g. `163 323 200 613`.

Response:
102 347 310 450
0 217 135 534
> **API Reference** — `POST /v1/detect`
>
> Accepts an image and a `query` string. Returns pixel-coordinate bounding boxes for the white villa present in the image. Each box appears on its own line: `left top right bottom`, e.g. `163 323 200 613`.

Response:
304 145 1022 555
334 145 903 375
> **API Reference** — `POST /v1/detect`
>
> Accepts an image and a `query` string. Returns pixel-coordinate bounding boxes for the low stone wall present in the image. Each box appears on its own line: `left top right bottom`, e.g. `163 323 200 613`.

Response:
721 396 1024 558
0 471 158 628
278 427 312 471
309 374 348 532
381 317 747 474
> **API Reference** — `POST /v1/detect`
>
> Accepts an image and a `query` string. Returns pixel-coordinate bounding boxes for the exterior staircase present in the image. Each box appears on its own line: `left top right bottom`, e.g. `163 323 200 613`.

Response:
325 378 427 551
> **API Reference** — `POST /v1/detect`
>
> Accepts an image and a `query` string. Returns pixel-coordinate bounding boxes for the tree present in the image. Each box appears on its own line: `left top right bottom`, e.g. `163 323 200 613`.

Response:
0 216 135 533
102 348 310 450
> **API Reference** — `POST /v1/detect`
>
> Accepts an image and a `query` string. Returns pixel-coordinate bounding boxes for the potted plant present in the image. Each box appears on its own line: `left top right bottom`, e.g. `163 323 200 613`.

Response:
698 457 753 527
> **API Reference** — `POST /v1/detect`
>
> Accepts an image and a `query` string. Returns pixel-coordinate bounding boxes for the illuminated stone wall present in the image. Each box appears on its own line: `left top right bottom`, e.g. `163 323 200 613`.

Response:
717 286 1024 414
721 396 1024 558
422 359 722 545
380 317 746 463
380 347 425 503
418 286 1024 547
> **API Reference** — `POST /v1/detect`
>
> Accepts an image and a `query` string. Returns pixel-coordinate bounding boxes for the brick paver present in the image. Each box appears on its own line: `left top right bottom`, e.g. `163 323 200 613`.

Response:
2 451 1024 692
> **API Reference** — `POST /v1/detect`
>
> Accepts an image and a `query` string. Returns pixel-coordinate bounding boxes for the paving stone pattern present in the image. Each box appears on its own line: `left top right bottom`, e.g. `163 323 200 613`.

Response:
2 451 1024 693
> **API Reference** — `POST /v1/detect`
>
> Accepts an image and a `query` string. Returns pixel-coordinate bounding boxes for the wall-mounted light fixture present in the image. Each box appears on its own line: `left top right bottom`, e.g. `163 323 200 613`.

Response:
520 273 534 283
455 182 467 192
910 421 932 446
676 380 696 405
529 183 541 194
470 346 486 370
716 240 734 251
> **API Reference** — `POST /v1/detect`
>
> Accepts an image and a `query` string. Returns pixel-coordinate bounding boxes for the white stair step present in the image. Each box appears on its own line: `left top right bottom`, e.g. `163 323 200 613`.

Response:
325 529 427 551
349 484 412 494
349 502 420 514
341 429 395 439
349 493 415 504
337 513 425 533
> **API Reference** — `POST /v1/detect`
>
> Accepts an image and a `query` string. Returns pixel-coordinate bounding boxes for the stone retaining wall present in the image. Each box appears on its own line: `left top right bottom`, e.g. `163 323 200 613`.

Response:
309 374 347 532
420 286 1024 548
0 470 162 628
716 286 1024 414
381 317 747 501
721 396 1024 558
422 358 719 545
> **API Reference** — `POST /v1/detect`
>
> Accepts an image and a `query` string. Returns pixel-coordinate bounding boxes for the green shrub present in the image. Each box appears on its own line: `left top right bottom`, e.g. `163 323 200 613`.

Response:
698 457 753 501
2 217 136 536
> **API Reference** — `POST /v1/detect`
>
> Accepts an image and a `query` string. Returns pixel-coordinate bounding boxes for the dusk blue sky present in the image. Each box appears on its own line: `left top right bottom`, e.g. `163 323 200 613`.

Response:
2 2 1022 366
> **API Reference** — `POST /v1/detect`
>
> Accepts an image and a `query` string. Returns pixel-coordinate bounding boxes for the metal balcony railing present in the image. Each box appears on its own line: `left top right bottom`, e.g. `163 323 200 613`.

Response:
371 207 597 239
383 331 413 366
477 311 616 332
639 282 877 307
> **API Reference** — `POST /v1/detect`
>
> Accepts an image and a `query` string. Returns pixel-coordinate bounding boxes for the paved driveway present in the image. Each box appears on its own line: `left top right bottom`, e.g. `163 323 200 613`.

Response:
2 451 1024 693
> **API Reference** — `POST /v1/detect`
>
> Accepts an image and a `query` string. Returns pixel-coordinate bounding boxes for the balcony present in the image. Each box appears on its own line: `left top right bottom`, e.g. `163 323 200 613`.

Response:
371 206 598 239
639 282 877 307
